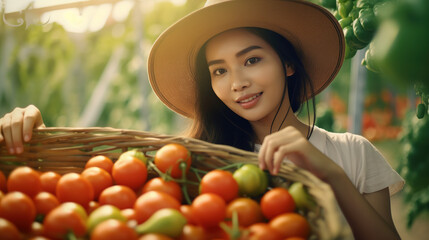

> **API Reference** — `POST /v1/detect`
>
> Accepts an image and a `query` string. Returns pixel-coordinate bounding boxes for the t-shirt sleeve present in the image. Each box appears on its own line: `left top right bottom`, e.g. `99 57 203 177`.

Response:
349 134 404 196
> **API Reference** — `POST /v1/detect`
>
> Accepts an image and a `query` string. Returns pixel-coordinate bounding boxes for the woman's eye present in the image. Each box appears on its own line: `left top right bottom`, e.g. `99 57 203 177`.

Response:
213 68 226 76
246 57 261 65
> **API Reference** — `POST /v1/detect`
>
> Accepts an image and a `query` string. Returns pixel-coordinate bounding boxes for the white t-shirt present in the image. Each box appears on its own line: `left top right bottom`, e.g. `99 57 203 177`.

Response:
256 126 404 196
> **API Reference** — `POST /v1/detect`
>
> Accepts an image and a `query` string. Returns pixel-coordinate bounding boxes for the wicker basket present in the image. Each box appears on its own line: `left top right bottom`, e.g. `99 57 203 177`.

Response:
0 127 351 239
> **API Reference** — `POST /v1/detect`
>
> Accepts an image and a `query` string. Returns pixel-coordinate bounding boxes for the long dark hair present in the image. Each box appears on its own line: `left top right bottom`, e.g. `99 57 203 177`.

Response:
187 27 316 151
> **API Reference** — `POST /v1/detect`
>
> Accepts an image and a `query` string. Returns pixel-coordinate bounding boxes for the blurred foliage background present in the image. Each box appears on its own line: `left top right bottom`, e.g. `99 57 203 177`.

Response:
1 0 429 236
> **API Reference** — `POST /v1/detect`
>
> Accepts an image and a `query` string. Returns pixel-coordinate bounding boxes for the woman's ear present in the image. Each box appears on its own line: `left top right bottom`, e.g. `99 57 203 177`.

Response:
285 64 295 77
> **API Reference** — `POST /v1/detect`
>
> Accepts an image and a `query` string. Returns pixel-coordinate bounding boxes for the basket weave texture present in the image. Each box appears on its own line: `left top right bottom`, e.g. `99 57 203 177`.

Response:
0 127 351 239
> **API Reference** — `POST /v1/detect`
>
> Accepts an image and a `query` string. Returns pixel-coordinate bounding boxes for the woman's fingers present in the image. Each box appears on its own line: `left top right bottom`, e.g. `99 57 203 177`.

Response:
23 105 44 142
10 109 25 154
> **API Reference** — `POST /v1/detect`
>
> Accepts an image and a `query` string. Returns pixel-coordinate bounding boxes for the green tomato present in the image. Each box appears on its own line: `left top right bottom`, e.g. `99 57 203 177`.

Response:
288 182 316 210
233 164 268 197
135 208 187 238
120 149 147 165
87 205 126 232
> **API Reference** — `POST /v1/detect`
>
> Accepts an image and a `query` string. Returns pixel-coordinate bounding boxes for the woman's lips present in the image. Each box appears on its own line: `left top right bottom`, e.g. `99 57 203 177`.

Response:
236 92 263 109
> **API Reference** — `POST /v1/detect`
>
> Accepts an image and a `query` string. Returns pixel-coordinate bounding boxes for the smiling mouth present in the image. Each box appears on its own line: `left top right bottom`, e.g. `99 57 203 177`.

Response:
238 92 263 103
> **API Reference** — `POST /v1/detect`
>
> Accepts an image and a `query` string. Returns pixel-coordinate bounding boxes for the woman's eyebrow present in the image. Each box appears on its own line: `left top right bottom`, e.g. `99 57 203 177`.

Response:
207 45 262 67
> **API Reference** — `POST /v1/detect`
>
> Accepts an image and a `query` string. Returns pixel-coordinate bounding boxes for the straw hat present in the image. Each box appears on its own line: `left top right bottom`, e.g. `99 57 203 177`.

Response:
148 0 345 118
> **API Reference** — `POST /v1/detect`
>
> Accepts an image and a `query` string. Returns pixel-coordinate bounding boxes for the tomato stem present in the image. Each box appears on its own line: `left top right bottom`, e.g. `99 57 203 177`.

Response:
65 230 77 240
220 211 242 240
180 162 192 204
216 163 244 171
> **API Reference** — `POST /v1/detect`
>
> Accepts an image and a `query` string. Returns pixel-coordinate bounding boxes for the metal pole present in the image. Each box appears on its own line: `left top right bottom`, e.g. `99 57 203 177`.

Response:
348 48 367 135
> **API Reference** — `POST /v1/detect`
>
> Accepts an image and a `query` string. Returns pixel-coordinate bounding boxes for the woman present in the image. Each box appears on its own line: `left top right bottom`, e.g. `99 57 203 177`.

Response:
1 0 403 239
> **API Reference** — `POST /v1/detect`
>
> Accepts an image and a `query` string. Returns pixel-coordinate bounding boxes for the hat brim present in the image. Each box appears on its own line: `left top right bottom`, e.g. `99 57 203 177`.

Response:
148 0 345 118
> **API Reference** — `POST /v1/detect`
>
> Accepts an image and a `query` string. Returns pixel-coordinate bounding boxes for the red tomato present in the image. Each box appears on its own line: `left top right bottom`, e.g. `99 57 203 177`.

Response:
99 185 137 210
134 191 181 223
33 192 60 216
121 208 138 221
90 219 138 240
7 166 42 198
142 177 183 203
43 205 86 240
178 224 206 240
245 223 283 240
0 191 36 232
226 198 264 227
200 169 238 202
139 233 173 240
154 143 191 178
87 201 100 214
40 171 61 195
0 170 7 192
179 205 196 225
81 167 113 200
269 213 310 239
0 217 21 240
85 155 114 173
191 193 226 229
56 173 94 208
112 155 147 190
260 188 295 220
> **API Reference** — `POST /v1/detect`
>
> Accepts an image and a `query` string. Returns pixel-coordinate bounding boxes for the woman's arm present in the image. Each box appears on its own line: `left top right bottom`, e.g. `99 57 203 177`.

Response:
258 126 401 240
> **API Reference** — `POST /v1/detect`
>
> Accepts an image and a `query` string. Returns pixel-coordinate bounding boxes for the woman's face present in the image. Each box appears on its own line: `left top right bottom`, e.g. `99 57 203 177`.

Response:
205 28 294 123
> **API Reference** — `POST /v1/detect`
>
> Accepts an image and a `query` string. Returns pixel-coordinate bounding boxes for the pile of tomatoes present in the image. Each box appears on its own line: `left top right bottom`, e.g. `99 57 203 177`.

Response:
0 143 313 240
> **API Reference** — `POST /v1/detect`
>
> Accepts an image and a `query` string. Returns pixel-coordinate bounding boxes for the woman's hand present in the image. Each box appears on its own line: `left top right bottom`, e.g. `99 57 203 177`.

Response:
258 126 340 180
0 105 45 154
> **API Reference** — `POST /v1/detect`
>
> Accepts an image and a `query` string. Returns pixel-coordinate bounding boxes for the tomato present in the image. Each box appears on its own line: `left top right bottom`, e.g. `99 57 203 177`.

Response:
99 185 137 210
134 191 181 223
59 202 88 220
142 177 183 203
121 208 138 221
87 205 127 232
90 219 138 240
40 171 61 195
0 191 36 232
56 173 94 208
86 155 114 173
43 204 87 240
25 221 44 239
33 192 60 216
120 149 148 165
191 193 226 229
7 166 42 198
81 167 113 200
244 223 283 240
200 169 238 202
269 213 310 239
139 233 173 240
88 201 100 214
179 205 196 225
260 188 295 220
154 143 191 178
112 155 148 190
0 170 7 192
0 217 21 240
233 164 268 197
178 224 206 240
226 198 263 227
284 238 306 240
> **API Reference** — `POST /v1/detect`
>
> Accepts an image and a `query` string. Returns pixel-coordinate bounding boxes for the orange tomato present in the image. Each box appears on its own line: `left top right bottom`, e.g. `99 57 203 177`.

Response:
191 193 226 229
33 192 60 216
40 171 61 195
178 224 205 240
81 167 113 200
0 170 7 192
99 185 137 210
85 155 114 174
269 213 310 239
7 166 42 198
56 173 94 208
154 143 191 178
226 198 264 227
134 191 181 223
90 219 138 240
200 169 238 203
112 155 147 190
138 233 173 240
245 223 283 240
260 187 295 220
142 177 183 203
0 191 36 232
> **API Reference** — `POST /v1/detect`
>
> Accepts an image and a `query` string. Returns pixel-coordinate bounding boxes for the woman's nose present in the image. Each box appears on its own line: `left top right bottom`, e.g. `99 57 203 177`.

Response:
230 72 250 92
